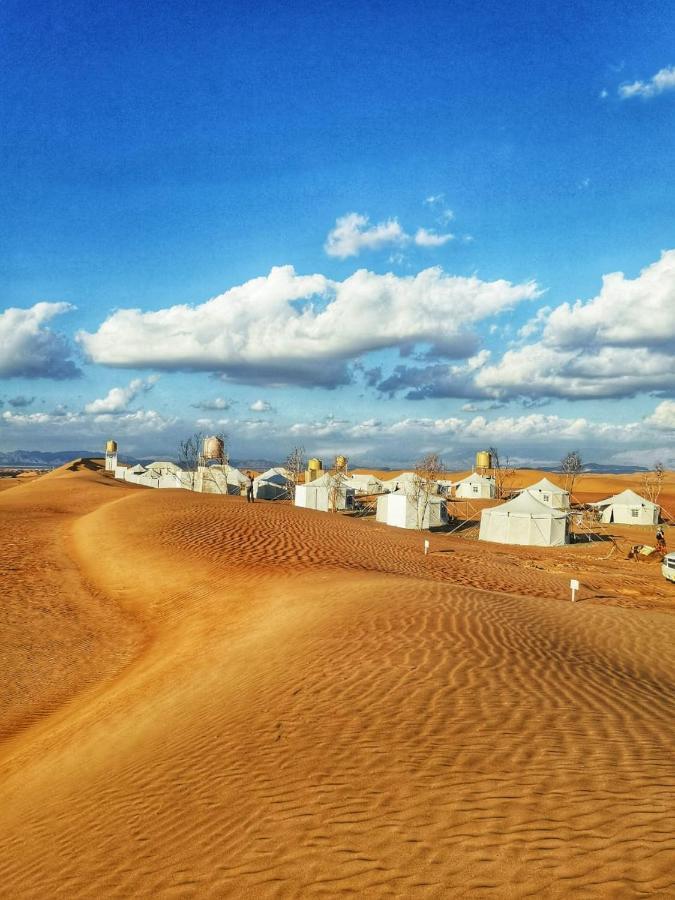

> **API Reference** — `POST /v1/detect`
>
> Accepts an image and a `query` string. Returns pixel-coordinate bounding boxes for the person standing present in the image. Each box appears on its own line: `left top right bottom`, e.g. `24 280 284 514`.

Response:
656 527 666 555
246 473 255 503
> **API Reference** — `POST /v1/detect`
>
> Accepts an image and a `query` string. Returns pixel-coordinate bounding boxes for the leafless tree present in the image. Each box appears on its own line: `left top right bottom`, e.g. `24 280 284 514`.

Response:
285 446 306 500
326 456 348 512
410 452 445 529
560 449 583 496
488 446 515 499
641 461 665 504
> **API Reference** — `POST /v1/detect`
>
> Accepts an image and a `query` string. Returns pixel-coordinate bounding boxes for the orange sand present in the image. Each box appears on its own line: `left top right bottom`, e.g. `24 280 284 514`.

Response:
1 460 673 898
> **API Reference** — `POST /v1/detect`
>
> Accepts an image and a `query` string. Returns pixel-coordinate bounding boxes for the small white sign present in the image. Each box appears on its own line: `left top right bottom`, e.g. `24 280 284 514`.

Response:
424 539 430 556
570 579 580 590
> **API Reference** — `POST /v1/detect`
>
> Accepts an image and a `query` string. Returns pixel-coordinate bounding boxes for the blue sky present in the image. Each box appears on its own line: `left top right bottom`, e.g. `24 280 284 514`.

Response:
1 0 674 466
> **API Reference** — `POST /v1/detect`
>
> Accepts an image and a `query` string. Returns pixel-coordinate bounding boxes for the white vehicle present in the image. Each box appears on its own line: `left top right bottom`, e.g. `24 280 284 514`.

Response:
662 553 675 583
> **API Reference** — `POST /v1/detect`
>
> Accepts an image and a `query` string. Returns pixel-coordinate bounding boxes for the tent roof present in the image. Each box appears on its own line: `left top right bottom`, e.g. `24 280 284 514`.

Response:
521 477 567 494
486 490 567 518
590 488 657 509
456 472 494 485
129 463 146 473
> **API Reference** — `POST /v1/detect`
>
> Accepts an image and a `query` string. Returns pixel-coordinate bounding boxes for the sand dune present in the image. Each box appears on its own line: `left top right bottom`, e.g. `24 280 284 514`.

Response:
1 463 673 897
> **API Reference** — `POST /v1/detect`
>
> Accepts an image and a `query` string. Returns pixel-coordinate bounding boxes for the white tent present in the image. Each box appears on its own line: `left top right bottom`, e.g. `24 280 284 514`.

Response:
479 490 568 546
589 489 659 525
376 489 448 530
518 477 570 510
454 472 496 499
295 473 355 512
254 467 293 500
381 472 418 493
346 473 383 494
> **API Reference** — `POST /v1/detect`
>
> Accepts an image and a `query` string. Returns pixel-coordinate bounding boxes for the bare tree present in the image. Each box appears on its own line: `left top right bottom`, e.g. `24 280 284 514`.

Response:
410 452 445 529
560 449 583 496
326 456 348 512
285 445 306 501
488 446 515 500
641 461 665 504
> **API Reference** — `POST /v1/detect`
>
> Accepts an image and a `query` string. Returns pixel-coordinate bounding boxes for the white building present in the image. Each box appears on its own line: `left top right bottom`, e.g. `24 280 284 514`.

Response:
479 490 568 547
376 489 448 530
454 472 496 499
589 489 659 525
518 477 570 510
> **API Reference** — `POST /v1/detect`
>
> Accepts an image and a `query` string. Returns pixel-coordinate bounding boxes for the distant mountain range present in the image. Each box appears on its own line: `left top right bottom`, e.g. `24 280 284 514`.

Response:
0 449 651 474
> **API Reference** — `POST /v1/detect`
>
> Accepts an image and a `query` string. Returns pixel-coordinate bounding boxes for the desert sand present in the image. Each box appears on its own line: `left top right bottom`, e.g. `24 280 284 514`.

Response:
1 460 673 898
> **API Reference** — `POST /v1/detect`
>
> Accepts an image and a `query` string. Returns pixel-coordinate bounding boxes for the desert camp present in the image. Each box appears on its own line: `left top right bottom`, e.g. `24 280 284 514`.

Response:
3 5 675 896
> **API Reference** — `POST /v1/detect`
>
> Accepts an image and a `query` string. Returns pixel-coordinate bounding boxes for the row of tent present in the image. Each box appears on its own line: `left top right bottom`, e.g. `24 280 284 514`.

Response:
479 485 661 547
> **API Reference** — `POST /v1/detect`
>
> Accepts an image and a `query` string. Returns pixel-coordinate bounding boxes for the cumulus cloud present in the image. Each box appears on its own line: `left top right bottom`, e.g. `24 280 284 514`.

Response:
542 250 675 349
249 399 274 412
377 351 492 400
324 213 407 258
78 265 539 388
474 344 675 400
0 302 80 379
380 250 675 402
619 65 675 99
1 407 174 433
644 399 675 431
191 397 232 411
414 228 454 247
84 375 159 414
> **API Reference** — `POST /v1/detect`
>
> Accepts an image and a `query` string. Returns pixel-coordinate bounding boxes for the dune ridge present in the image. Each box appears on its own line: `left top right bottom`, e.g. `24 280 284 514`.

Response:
0 464 673 897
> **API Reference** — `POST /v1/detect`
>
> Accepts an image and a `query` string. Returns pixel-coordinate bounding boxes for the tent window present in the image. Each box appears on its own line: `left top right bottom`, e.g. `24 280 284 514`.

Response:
472 485 479 494
631 508 639 518
542 493 550 502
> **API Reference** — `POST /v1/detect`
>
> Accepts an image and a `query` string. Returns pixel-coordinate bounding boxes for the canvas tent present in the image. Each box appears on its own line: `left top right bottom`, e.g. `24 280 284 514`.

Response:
381 472 418 493
346 473 383 494
454 472 496 499
294 472 355 512
518 477 570 510
589 489 659 525
254 468 293 500
479 490 568 546
376 489 448 530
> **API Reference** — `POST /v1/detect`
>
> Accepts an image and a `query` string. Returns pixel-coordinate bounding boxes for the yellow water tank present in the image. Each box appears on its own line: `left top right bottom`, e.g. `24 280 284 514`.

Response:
335 454 348 472
306 458 323 482
106 439 118 453
476 450 492 470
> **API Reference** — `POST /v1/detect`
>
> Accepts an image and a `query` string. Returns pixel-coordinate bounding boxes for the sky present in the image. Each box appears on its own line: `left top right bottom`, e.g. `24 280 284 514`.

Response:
1 0 674 467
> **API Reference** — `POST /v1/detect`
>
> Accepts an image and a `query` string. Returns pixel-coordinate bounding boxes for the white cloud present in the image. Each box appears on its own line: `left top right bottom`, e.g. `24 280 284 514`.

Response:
249 399 274 412
474 344 675 400
191 397 232 411
424 194 445 206
644 400 675 432
1 407 174 433
78 265 539 388
384 249 675 402
324 213 408 258
414 228 454 247
84 375 159 414
543 250 675 349
0 302 80 379
619 65 675 99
